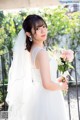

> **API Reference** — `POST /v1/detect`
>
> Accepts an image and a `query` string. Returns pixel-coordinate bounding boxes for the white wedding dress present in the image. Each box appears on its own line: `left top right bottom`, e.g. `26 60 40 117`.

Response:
7 47 69 120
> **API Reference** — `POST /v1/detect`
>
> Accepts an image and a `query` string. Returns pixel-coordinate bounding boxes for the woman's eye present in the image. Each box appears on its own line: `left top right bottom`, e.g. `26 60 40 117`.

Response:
36 27 39 30
43 25 46 28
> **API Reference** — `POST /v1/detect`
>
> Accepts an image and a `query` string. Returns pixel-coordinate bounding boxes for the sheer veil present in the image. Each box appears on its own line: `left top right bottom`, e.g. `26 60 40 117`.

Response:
6 29 33 107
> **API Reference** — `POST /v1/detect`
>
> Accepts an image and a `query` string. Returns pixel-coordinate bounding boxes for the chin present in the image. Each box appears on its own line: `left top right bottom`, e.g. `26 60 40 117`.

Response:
44 38 47 41
42 37 47 41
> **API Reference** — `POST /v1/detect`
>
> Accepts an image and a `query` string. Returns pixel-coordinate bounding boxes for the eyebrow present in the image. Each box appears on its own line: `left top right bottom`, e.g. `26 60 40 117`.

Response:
36 23 46 28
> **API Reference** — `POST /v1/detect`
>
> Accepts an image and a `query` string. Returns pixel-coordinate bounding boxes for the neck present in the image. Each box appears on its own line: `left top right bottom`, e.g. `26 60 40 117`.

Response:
32 42 44 48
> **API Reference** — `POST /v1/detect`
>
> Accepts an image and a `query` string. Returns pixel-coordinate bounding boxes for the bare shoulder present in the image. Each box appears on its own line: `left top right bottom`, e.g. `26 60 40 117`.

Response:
37 48 49 61
36 48 49 68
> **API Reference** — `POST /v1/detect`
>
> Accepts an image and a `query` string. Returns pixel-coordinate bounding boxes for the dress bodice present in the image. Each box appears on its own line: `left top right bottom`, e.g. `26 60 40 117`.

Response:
30 47 58 87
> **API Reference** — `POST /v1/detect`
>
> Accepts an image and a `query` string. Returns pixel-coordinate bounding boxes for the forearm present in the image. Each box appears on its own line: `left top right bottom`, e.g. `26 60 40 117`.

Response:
43 80 61 91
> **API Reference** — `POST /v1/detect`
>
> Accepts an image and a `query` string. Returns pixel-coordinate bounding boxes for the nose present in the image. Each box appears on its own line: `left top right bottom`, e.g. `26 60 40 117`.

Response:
41 27 45 34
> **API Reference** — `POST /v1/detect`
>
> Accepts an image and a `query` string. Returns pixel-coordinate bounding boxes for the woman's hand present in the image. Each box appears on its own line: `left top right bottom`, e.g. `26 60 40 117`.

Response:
57 77 68 91
59 82 68 91
57 76 68 83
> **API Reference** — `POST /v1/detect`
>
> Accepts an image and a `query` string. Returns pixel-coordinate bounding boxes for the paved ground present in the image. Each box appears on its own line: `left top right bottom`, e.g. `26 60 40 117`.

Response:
65 86 80 120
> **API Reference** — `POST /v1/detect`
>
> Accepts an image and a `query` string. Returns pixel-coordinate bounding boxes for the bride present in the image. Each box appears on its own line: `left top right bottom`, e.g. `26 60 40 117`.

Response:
6 14 69 120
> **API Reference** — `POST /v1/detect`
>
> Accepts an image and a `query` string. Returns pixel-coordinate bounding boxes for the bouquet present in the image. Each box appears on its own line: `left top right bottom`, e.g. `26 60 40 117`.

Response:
48 47 74 80
48 47 74 95
57 49 74 81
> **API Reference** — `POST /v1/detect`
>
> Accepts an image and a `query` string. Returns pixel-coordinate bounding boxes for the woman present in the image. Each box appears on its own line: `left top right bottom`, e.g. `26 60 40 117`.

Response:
6 14 69 120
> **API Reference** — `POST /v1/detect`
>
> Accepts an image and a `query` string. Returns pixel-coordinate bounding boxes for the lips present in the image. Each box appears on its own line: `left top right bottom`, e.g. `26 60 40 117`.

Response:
41 35 46 37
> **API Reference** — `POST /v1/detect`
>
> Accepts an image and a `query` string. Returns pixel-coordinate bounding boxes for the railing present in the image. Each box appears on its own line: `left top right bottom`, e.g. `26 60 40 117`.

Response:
66 51 80 120
0 52 12 112
0 51 80 120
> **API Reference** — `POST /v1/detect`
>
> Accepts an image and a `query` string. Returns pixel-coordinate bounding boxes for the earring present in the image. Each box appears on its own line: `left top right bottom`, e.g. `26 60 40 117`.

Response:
29 36 32 42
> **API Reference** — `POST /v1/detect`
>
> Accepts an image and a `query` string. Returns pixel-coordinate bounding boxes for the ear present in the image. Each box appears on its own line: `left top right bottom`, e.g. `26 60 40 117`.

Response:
26 32 31 37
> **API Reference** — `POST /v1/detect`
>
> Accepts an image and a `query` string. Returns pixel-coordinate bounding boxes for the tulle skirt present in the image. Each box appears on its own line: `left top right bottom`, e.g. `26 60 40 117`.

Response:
7 84 69 120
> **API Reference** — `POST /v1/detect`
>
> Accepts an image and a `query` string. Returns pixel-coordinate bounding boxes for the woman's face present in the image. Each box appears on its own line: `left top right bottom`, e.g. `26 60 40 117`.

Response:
31 23 47 42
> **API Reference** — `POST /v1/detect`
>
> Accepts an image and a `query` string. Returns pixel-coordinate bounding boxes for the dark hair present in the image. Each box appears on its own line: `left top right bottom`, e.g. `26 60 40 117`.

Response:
22 14 47 52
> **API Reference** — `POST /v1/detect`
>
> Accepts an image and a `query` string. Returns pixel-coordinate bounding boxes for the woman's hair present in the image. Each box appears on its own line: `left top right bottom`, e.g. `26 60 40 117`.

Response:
22 14 47 52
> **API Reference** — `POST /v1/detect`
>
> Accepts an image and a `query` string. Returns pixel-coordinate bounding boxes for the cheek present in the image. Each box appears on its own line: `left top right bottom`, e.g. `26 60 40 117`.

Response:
34 32 40 38
32 33 38 40
45 28 48 34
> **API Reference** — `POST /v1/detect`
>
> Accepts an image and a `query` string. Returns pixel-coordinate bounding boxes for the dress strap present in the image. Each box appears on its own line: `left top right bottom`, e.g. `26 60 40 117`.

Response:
31 47 45 68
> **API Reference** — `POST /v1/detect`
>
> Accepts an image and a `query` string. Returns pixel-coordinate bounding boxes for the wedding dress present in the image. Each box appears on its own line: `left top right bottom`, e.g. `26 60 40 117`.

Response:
7 46 69 120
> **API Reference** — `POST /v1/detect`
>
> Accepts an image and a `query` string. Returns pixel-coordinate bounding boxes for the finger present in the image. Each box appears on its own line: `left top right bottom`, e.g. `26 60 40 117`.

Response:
64 80 68 84
65 78 68 83
58 77 63 82
66 85 68 90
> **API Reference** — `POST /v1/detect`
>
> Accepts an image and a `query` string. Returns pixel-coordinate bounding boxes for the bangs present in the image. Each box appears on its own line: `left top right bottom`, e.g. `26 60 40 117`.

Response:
32 19 47 32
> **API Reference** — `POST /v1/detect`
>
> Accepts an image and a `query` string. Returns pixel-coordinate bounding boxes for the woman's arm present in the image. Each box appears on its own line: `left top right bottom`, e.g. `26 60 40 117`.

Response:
36 50 68 91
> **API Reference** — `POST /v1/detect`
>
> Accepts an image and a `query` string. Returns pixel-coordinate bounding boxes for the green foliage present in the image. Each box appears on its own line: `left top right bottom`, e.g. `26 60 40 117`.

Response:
0 90 3 103
0 85 7 103
42 7 80 50
0 11 4 27
68 12 80 50
58 58 74 73
0 11 27 55
0 7 80 55
0 79 8 104
43 7 70 36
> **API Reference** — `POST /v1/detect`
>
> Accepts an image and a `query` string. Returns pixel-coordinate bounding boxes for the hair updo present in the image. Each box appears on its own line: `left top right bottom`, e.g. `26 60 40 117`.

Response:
22 14 47 52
